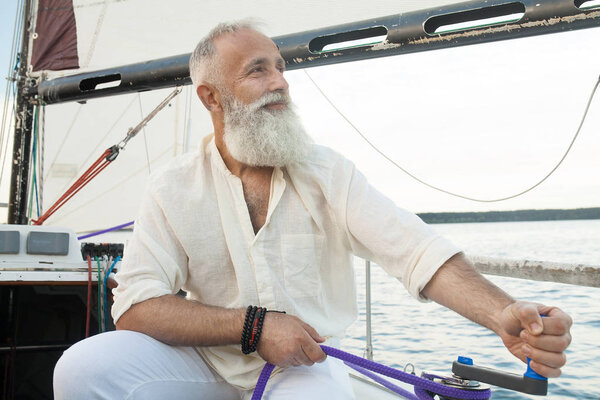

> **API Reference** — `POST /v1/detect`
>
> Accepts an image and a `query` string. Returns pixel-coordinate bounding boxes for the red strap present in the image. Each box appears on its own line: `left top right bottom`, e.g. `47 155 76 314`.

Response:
33 148 113 225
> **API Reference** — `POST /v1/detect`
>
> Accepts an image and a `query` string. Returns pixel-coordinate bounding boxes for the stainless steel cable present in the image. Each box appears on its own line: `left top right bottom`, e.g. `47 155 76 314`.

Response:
305 70 600 203
137 93 151 174
0 0 25 190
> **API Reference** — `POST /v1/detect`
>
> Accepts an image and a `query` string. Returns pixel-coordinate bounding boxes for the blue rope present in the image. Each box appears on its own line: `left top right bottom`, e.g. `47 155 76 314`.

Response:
103 256 121 332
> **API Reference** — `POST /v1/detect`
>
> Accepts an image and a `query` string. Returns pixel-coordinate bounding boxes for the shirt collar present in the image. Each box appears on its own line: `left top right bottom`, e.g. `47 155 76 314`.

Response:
208 135 284 183
209 135 236 178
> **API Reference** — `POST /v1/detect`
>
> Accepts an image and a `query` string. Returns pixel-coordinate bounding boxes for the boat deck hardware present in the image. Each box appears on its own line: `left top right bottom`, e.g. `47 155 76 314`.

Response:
452 356 547 395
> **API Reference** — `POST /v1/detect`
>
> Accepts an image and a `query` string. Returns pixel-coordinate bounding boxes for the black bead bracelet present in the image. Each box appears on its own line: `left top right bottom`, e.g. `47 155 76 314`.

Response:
241 306 285 354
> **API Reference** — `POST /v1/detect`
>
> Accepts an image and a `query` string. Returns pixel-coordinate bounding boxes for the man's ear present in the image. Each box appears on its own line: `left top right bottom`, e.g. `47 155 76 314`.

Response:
196 84 223 112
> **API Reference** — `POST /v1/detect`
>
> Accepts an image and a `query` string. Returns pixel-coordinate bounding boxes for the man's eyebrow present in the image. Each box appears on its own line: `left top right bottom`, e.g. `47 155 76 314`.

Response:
243 57 286 71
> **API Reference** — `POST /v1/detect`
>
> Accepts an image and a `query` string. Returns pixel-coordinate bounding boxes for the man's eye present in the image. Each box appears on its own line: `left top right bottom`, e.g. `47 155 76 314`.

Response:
250 67 263 73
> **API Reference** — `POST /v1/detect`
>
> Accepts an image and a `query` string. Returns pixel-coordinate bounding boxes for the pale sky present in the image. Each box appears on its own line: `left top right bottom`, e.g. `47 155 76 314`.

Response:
1 2 599 223
286 27 600 213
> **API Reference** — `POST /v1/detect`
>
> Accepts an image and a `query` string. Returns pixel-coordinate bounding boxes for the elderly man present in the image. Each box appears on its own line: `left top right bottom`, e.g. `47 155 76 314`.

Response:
53 22 572 399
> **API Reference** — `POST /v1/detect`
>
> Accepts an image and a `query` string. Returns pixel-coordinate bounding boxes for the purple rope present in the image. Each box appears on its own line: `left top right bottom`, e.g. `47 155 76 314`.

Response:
251 345 491 400
253 362 275 400
344 361 419 400
77 221 134 240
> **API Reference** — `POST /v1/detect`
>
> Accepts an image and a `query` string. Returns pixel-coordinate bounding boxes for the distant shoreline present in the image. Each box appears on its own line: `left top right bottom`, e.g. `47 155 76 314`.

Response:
417 207 600 224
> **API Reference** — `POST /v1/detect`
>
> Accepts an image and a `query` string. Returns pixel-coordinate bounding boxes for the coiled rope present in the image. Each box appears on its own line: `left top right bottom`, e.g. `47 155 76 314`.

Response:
252 345 491 400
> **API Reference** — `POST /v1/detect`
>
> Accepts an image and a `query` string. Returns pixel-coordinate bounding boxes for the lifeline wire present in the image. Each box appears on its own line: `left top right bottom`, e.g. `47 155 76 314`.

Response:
304 71 600 203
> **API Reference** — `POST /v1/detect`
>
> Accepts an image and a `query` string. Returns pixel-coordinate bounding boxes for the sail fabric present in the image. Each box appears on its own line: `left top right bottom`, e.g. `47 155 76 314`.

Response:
31 0 79 72
32 0 462 78
32 0 465 232
26 1 600 233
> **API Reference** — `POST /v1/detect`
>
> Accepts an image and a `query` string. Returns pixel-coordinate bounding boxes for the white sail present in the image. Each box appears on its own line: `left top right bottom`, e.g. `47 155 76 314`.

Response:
29 0 466 232
7 0 600 232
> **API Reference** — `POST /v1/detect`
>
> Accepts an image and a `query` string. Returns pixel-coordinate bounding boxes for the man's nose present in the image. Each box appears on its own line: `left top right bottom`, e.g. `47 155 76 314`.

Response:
268 69 289 93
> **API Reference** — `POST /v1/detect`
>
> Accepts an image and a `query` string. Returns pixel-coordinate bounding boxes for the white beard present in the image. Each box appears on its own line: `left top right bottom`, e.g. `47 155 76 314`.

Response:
222 91 312 167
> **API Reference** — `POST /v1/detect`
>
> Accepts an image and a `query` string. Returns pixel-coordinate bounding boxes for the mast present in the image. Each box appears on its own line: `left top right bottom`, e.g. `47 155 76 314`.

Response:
7 0 36 224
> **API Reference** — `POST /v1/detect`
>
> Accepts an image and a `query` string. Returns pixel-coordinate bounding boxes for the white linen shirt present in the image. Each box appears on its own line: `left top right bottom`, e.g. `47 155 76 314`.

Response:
112 134 460 390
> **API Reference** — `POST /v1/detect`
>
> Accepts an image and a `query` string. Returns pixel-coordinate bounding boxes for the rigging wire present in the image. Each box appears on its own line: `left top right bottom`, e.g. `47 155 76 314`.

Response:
0 75 19 193
138 93 151 174
75 95 138 172
39 105 45 214
51 147 173 224
50 96 137 198
0 0 21 137
44 103 84 182
0 0 25 190
27 106 40 221
32 147 114 225
0 0 24 143
83 0 109 68
36 89 180 225
26 106 35 220
182 85 193 153
304 70 600 203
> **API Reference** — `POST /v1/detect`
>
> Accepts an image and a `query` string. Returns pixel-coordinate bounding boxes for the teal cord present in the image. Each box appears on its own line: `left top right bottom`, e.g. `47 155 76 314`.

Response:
96 256 101 333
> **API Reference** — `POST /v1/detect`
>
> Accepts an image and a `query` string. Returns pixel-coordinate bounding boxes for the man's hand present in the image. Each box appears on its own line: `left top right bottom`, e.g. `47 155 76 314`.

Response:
496 302 572 378
256 312 327 367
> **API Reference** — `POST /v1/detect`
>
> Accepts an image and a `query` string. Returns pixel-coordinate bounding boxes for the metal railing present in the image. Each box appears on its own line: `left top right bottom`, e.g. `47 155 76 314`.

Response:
362 256 600 359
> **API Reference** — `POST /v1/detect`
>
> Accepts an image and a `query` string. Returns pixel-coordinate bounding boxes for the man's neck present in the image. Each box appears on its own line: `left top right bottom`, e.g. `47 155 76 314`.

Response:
214 130 273 179
214 129 273 234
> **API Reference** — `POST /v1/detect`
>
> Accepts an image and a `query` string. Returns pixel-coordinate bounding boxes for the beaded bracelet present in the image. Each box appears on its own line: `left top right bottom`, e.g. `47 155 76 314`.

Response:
241 306 285 354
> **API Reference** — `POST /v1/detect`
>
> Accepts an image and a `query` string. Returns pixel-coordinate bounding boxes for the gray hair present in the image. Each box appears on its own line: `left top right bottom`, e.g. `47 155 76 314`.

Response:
189 20 261 89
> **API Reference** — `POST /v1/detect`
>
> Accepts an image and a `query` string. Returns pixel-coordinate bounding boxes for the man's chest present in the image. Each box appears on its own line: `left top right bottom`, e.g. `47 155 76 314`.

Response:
175 184 330 305
241 175 270 234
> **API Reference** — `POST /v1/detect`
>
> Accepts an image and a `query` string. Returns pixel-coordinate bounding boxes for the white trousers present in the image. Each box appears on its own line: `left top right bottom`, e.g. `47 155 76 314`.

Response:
53 330 355 400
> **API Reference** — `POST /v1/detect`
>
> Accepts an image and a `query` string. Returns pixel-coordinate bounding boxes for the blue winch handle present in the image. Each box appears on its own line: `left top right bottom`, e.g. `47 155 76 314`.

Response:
525 357 547 380
452 315 549 396
452 356 548 396
525 315 548 381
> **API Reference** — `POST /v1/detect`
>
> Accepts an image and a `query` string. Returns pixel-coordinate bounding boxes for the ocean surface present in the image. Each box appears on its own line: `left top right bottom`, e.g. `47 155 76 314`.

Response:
341 219 600 400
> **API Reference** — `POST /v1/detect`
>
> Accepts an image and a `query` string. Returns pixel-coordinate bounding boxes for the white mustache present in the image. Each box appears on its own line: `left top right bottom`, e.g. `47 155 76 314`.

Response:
251 92 291 110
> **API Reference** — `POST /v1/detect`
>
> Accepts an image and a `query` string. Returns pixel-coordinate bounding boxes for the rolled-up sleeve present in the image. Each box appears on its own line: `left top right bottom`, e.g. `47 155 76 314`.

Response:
111 184 188 323
339 161 460 301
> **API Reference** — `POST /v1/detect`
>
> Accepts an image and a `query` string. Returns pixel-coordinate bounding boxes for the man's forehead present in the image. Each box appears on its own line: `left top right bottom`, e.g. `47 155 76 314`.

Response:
214 28 282 65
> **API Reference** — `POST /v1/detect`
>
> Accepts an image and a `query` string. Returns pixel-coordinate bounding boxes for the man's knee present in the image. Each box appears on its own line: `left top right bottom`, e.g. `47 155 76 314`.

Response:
53 334 114 399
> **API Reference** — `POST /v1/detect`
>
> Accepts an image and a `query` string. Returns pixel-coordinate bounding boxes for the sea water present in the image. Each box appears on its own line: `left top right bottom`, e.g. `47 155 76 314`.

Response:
342 219 600 399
